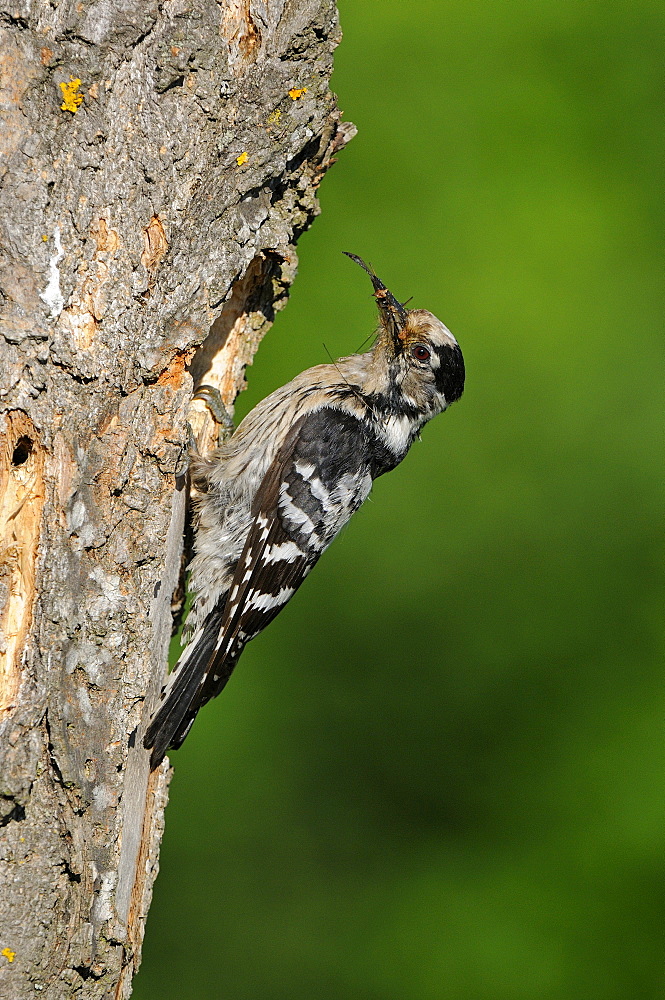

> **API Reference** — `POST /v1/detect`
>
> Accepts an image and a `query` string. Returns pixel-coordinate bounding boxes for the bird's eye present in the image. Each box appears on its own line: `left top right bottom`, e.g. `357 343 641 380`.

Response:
412 344 431 362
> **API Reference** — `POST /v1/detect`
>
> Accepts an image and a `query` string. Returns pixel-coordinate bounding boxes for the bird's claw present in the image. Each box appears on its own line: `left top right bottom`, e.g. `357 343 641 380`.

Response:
192 384 235 445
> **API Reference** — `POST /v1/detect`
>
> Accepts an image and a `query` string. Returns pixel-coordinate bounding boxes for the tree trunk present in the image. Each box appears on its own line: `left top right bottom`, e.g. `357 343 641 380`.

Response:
0 2 353 996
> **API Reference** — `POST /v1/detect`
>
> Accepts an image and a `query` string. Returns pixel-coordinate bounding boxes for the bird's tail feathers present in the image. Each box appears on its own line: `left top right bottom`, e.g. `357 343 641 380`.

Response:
144 602 225 769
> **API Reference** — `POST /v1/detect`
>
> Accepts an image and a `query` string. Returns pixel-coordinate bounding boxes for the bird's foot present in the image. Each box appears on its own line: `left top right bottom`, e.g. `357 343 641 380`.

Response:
192 383 235 446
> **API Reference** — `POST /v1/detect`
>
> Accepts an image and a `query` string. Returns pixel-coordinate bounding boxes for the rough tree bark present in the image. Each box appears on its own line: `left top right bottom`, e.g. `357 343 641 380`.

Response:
0 2 353 996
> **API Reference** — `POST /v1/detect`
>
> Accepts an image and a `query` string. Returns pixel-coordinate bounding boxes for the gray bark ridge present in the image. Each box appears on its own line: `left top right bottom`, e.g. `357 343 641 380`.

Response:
0 2 354 996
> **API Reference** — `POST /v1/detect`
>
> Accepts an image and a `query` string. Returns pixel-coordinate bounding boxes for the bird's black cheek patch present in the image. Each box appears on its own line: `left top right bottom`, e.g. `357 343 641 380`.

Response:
435 344 465 403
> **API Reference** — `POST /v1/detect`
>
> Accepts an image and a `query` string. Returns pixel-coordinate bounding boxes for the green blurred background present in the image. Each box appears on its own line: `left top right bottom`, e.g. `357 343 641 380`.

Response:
136 1 662 997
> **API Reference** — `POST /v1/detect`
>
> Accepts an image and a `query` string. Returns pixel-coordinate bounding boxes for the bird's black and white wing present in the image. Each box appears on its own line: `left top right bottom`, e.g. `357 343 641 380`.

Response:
144 407 373 768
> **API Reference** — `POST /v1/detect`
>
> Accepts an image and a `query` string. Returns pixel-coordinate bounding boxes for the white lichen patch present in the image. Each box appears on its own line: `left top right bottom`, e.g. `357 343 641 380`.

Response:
40 227 65 318
76 685 93 724
92 783 116 812
69 498 87 531
91 869 117 925
90 565 122 603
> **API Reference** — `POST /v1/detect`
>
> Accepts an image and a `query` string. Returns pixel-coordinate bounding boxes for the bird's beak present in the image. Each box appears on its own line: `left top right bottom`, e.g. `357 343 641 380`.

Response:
343 252 408 355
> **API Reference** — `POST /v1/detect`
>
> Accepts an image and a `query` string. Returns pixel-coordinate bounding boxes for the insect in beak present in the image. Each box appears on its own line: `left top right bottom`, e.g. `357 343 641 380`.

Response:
343 252 408 352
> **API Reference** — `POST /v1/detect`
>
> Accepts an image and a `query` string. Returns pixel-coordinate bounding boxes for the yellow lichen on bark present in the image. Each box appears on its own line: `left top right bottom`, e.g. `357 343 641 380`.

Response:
59 77 83 113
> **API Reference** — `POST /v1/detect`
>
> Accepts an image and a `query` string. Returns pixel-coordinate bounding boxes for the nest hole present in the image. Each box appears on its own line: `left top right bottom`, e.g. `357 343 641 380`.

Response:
12 437 33 467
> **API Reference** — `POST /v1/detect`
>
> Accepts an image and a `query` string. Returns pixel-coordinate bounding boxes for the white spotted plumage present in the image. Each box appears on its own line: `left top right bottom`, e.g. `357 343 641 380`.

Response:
246 587 296 612
144 254 465 768
263 540 303 564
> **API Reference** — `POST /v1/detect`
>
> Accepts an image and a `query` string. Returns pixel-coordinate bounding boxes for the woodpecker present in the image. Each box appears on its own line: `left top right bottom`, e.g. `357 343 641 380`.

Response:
144 253 465 768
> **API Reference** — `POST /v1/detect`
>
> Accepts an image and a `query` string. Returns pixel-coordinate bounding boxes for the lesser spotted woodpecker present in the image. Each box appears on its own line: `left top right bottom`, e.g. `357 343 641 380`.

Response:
144 253 465 768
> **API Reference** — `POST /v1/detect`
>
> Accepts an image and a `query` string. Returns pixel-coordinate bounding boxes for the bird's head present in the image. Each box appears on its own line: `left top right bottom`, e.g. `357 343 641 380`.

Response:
344 252 465 416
